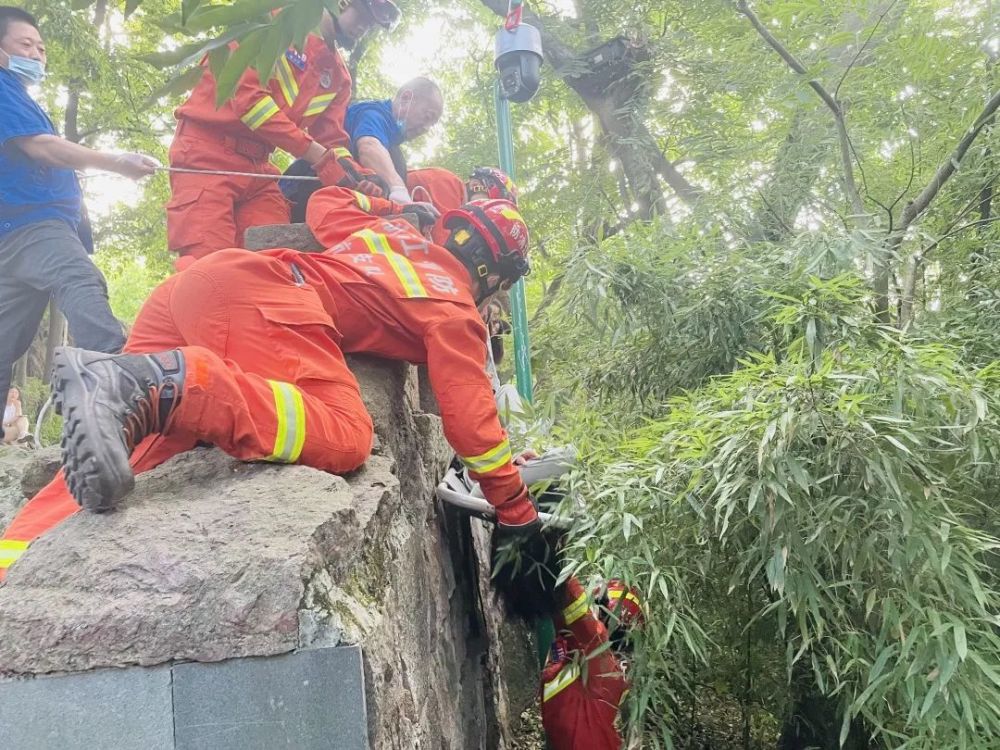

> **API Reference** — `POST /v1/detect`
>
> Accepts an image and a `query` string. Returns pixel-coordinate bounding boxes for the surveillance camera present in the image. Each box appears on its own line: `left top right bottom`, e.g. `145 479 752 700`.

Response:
494 24 543 103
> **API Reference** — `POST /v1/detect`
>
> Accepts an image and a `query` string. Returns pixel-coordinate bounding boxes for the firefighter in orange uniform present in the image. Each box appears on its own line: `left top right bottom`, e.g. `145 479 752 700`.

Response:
0 187 537 581
540 578 644 750
407 166 518 245
166 0 400 266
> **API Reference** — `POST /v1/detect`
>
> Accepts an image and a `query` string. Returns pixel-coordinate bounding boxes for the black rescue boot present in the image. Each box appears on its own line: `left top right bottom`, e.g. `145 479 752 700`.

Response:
51 347 184 512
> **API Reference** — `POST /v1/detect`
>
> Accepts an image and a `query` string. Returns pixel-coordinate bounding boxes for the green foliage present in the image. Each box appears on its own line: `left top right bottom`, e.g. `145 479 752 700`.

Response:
556 269 1000 747
16 0 1000 745
18 377 61 446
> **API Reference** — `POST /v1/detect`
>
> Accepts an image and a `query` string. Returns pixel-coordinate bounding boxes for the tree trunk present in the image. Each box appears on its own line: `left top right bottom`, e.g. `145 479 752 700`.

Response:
13 356 28 388
44 300 67 376
479 0 701 216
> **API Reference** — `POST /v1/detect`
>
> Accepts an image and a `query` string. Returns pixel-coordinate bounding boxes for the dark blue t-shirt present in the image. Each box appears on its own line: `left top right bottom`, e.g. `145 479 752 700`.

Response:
0 68 82 238
345 99 404 151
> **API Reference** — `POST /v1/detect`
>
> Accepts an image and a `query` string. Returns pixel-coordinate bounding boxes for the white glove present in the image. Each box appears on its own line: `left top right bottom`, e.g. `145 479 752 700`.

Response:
113 153 161 180
388 186 412 203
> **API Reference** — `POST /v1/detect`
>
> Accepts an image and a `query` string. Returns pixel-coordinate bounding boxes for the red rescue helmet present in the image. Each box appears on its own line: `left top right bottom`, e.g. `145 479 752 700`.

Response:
442 199 530 302
467 167 519 205
595 579 644 648
355 0 401 29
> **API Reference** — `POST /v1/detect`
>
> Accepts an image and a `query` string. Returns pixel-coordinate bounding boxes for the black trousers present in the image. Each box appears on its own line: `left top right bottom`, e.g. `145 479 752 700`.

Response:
0 219 125 400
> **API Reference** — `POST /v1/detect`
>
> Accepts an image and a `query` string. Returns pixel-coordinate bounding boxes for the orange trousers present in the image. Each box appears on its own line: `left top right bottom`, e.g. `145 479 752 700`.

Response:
0 250 374 582
166 131 290 264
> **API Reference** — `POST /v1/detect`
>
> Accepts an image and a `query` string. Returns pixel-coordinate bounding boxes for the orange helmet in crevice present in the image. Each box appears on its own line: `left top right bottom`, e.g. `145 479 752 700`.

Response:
466 167 519 205
442 199 530 304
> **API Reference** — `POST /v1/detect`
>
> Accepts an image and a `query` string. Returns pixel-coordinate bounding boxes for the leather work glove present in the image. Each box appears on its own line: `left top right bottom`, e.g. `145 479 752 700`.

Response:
494 485 542 539
353 174 390 199
400 201 440 230
314 148 390 198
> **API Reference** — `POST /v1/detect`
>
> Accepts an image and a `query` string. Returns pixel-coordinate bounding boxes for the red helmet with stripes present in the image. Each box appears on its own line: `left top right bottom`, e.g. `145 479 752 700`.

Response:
467 167 519 205
442 199 530 301
595 579 644 648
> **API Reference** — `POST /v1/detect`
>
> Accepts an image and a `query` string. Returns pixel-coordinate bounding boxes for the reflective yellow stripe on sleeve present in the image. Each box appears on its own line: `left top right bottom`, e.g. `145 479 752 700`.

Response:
460 438 512 475
354 191 371 212
542 663 580 703
275 55 300 107
332 146 352 159
0 539 29 569
266 380 306 463
241 96 281 131
304 92 336 118
358 229 428 298
562 591 589 625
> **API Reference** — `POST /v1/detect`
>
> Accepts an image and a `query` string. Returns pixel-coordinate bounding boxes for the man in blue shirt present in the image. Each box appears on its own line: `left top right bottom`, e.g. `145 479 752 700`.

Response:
0 6 159 402
346 76 443 204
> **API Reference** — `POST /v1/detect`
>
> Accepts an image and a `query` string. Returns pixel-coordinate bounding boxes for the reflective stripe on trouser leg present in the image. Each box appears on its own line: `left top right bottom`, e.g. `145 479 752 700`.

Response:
542 663 580 702
0 539 29 574
266 379 306 463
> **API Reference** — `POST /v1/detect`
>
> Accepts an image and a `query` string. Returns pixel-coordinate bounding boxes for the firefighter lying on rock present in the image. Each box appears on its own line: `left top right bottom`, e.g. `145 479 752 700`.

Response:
0 186 536 581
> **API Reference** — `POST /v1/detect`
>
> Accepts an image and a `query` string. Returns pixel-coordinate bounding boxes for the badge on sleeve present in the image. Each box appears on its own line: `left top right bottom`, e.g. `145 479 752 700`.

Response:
320 70 333 89
285 49 307 71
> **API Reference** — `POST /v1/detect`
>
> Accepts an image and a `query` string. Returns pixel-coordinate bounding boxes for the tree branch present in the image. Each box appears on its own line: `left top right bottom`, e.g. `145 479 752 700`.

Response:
897 90 1000 231
736 0 865 221
833 0 899 100
480 0 702 211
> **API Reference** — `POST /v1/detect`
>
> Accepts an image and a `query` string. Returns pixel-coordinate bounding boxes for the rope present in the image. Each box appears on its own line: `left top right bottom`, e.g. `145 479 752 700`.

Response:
33 393 53 450
156 166 321 182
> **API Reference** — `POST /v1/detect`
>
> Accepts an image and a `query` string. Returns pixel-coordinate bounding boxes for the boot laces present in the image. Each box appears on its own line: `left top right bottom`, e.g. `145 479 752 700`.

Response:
122 382 163 453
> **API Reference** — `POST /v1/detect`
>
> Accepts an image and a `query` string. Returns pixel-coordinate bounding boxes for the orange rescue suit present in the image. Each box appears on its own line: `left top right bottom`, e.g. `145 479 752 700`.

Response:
406 167 467 246
541 577 629 750
167 34 352 261
0 187 532 582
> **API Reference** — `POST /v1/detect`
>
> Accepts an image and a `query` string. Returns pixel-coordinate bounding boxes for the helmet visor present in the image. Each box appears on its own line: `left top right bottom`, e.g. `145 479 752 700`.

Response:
364 0 401 30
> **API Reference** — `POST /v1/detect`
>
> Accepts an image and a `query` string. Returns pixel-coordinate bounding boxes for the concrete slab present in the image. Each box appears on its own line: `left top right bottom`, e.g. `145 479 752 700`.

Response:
172 646 368 750
0 665 173 750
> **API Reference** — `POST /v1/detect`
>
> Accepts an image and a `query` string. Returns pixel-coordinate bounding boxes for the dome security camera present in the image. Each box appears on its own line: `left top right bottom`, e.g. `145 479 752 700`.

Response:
494 24 543 103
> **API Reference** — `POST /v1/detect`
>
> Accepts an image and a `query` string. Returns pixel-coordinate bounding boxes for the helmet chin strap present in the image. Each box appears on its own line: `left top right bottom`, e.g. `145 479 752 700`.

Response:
447 230 503 305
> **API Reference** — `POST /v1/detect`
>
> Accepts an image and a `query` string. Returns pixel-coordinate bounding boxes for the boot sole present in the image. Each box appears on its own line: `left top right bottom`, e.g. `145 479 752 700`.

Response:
52 347 136 512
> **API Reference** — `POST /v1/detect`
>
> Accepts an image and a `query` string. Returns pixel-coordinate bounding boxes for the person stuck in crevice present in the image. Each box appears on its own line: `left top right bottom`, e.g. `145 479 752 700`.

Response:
492 529 644 750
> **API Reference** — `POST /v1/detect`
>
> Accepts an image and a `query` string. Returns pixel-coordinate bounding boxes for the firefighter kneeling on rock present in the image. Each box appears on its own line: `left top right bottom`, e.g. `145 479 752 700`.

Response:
0 185 538 581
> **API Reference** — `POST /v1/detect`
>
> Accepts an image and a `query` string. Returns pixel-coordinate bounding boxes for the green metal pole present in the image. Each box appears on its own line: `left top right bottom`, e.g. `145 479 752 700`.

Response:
494 81 533 405
495 78 552 670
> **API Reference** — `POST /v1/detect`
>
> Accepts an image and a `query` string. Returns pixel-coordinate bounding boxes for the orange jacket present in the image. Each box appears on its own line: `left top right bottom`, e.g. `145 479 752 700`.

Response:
406 168 467 246
541 578 628 750
174 33 352 158
282 187 529 516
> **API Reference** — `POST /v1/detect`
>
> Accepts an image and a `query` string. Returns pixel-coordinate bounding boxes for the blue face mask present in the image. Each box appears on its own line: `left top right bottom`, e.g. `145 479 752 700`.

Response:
7 55 45 85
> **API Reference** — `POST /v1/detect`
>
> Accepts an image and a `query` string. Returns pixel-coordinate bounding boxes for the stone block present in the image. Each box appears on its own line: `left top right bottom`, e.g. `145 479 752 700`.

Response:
172 647 367 750
0 665 173 750
244 223 323 252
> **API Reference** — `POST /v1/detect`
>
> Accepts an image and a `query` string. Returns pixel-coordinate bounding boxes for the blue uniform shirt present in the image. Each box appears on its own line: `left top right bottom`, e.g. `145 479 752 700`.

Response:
0 68 82 238
345 100 404 151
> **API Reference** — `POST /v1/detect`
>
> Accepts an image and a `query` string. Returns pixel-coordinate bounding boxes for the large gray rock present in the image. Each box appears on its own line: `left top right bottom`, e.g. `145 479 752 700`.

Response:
0 444 60 530
244 223 323 252
243 217 420 254
0 355 536 748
